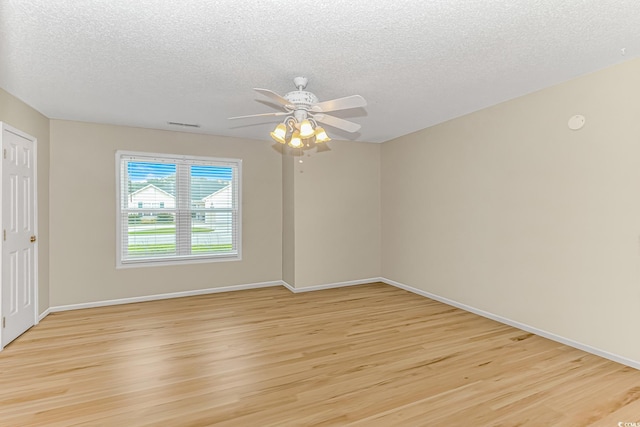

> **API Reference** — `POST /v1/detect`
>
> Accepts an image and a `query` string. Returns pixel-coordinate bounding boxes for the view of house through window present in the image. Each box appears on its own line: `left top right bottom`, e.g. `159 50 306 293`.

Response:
117 151 241 266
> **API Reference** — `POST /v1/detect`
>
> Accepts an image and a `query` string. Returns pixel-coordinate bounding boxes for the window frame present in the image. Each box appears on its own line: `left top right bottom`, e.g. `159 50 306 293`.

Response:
115 150 242 268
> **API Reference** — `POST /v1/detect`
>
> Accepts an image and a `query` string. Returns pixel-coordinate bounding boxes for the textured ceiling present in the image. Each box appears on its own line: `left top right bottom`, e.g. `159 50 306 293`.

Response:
1 1 639 143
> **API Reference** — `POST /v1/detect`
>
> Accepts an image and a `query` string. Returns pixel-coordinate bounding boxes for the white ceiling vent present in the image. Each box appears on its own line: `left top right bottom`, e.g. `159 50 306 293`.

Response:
167 122 200 128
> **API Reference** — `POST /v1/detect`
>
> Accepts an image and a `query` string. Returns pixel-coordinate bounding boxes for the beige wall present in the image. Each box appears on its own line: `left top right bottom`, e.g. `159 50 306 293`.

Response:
290 141 381 288
48 120 380 303
0 89 50 315
382 58 640 362
49 120 282 306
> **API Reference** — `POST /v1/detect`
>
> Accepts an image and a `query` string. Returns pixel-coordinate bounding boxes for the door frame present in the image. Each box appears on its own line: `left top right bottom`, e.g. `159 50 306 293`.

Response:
0 122 39 351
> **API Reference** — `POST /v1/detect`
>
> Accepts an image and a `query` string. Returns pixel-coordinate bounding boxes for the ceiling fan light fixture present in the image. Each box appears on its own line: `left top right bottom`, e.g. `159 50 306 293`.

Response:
230 77 365 153
270 123 287 144
288 130 303 148
314 126 331 143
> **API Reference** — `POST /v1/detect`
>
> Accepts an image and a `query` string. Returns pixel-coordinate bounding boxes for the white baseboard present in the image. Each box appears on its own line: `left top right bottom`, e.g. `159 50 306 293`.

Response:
380 277 640 370
48 280 282 313
282 277 381 293
38 308 51 322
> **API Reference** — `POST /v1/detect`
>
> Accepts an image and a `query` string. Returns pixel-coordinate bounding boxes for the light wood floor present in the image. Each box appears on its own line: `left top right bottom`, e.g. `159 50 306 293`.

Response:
1 283 639 426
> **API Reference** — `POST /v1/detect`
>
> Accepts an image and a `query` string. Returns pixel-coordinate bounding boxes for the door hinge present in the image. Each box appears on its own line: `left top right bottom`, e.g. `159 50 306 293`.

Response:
2 317 5 328
3 229 5 241
3 149 6 159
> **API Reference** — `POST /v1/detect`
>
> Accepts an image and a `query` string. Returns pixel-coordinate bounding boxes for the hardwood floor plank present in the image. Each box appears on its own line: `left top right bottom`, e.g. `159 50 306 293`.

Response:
1 283 639 426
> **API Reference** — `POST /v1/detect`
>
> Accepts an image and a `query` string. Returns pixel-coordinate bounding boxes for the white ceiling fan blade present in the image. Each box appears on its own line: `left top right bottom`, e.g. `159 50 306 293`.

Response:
228 112 289 120
313 113 361 133
311 95 366 113
254 88 294 109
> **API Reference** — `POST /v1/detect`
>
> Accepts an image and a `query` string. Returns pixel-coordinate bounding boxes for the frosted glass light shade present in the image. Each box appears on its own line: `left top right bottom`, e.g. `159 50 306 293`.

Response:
289 130 302 148
299 119 314 138
314 126 331 143
270 123 287 144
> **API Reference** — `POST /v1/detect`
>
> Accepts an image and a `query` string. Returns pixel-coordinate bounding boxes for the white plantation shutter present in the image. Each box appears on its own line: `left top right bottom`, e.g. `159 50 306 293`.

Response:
116 151 241 267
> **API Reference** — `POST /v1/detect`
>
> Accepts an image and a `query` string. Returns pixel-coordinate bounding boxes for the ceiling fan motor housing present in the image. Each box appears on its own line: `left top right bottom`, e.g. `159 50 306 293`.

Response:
284 91 319 109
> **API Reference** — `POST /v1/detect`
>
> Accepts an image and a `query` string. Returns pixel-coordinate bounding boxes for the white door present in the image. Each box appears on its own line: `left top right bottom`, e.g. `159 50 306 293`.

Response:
1 123 37 348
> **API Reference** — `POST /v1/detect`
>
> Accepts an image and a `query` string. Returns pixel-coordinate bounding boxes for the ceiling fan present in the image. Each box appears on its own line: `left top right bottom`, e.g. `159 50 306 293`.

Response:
229 77 366 149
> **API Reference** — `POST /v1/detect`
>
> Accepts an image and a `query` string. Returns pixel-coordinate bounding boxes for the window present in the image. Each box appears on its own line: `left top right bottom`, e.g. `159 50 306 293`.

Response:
116 151 241 267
